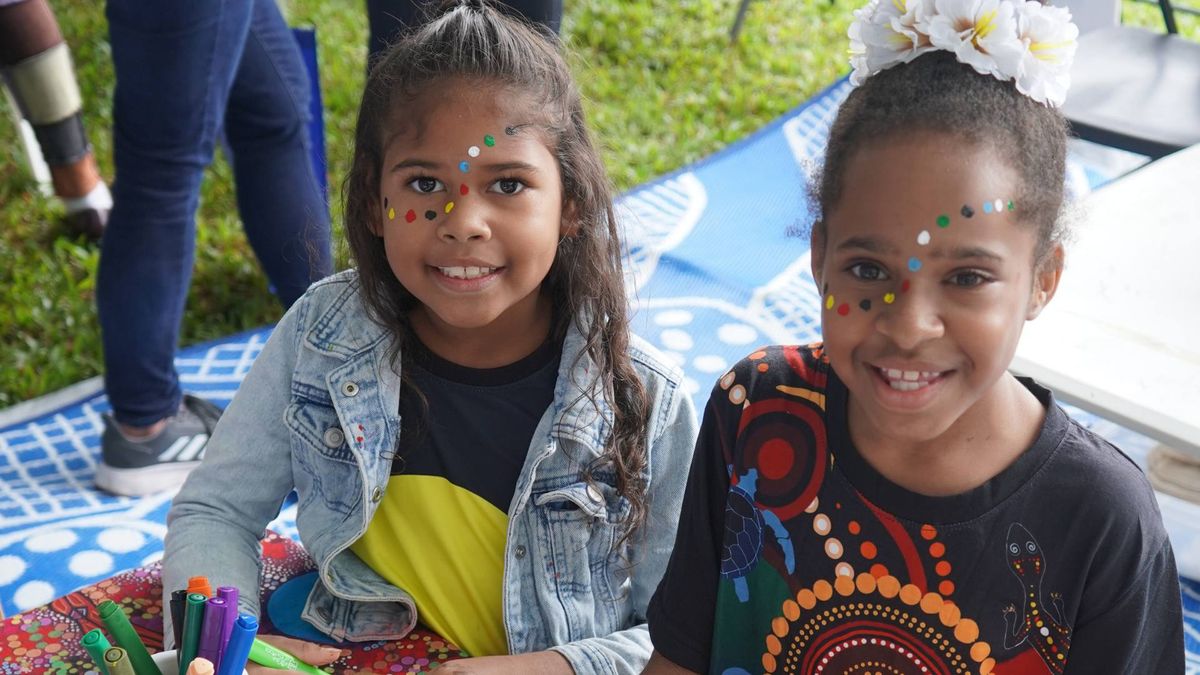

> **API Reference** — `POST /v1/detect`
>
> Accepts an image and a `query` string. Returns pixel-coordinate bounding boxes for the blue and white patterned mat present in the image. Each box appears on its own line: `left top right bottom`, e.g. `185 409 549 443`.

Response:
1 79 1196 668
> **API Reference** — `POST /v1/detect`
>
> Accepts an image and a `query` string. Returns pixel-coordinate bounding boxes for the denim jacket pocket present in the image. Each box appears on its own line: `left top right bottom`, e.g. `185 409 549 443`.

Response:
531 478 633 639
286 396 361 517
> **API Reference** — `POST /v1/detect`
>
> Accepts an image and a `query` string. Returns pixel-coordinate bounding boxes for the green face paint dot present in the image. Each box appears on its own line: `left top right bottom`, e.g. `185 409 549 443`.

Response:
1008 200 1015 211
484 134 495 147
936 214 950 228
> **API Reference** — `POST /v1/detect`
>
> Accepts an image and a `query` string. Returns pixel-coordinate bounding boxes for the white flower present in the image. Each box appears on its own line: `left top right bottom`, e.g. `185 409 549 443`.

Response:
848 0 936 84
921 0 1024 80
1013 1 1078 107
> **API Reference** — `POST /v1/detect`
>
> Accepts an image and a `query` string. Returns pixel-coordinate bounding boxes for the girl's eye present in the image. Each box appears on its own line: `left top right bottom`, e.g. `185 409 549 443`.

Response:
408 177 444 194
948 271 991 287
489 178 526 195
847 262 887 281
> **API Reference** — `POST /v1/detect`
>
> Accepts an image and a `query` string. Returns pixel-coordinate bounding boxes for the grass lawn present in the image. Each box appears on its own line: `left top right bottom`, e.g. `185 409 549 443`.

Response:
0 1 1195 408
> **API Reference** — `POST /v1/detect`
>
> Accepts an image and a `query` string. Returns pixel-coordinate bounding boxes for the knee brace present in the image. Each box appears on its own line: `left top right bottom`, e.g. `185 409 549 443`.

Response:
2 41 91 165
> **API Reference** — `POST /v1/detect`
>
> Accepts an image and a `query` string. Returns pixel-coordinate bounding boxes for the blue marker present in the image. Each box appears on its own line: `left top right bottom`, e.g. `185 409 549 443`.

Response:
216 614 259 675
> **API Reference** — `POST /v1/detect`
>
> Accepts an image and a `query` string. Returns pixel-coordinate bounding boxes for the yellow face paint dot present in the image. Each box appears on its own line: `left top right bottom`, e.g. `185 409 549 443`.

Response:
444 202 455 214
387 207 395 221
825 295 835 310
884 292 895 304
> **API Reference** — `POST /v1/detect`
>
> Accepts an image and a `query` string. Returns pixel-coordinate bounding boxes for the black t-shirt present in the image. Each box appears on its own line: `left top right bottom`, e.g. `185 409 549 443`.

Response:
647 344 1184 674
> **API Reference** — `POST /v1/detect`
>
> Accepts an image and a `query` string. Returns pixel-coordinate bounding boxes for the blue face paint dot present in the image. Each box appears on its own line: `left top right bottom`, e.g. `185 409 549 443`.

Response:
459 161 469 173
983 201 994 214
908 257 922 272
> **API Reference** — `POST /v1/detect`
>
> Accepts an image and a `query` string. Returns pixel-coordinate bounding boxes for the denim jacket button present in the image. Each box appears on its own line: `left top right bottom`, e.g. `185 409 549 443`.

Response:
341 381 359 397
371 486 383 503
586 484 604 504
514 544 527 559
323 427 345 448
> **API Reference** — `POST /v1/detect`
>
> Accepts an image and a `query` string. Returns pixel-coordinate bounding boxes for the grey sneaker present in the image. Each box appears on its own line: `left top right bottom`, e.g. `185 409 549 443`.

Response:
95 394 223 496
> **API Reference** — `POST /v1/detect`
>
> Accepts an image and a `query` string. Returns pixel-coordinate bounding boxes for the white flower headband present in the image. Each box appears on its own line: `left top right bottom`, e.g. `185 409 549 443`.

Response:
848 0 1079 107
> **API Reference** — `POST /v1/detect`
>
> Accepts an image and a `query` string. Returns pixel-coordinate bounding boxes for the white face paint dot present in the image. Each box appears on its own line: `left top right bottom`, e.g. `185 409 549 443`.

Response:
813 514 831 535
825 537 844 559
69 551 114 577
98 527 146 553
693 355 728 373
653 309 694 327
717 323 758 346
0 555 26 585
994 198 1004 212
467 145 481 157
14 580 55 611
660 329 694 351
916 230 931 246
26 529 78 553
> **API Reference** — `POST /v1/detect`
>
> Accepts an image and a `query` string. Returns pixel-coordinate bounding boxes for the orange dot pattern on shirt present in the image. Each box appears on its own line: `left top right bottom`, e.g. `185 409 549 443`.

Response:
761 574 996 675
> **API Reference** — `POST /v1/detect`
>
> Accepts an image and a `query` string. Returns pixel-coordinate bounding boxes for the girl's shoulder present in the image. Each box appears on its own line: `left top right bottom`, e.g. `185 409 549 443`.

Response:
719 343 832 399
279 268 389 356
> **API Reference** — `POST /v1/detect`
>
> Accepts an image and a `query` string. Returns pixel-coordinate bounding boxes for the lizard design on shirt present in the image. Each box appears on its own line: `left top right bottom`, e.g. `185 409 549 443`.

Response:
1001 522 1072 673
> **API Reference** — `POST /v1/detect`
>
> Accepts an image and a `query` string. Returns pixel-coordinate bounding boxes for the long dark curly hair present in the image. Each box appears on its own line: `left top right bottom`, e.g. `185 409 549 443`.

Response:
342 0 652 541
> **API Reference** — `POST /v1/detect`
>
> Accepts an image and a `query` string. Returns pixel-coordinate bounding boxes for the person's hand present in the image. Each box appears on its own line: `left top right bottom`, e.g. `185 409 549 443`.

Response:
243 634 343 675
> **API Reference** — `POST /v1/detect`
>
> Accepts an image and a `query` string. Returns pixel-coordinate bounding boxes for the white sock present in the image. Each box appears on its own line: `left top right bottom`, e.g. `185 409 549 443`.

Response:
62 180 112 214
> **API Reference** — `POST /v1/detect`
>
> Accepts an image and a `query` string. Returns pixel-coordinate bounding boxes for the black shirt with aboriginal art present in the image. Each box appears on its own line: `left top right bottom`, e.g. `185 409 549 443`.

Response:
647 344 1184 674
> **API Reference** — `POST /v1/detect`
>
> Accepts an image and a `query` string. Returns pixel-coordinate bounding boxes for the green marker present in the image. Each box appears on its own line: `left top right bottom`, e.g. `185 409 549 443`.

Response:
180 592 208 673
81 629 112 675
104 646 136 675
97 600 157 675
248 638 327 675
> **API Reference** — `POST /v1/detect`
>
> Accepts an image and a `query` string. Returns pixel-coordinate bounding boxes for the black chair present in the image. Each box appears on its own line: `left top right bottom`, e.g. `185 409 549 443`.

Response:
1063 0 1200 158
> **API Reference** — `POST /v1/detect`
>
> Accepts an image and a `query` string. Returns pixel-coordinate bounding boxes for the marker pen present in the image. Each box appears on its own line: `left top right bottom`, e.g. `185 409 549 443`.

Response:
216 586 239 664
179 592 208 673
170 589 188 649
196 596 228 670
187 575 213 598
97 600 157 675
216 614 258 675
185 656 215 675
81 629 112 675
103 646 135 675
248 638 327 675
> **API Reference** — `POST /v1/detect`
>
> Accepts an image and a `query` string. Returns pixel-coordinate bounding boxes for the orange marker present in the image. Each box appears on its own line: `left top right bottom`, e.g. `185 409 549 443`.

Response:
185 656 215 675
187 576 213 598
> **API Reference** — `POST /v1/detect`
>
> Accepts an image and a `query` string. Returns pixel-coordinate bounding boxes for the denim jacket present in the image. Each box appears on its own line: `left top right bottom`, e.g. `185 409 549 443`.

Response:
163 269 699 674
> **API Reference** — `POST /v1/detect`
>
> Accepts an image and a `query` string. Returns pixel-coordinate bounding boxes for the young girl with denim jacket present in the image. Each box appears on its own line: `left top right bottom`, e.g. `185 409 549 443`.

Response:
162 2 699 672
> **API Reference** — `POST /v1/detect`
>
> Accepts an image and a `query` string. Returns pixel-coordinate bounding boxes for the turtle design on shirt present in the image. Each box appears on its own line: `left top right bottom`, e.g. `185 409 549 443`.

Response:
721 468 796 602
1001 522 1071 673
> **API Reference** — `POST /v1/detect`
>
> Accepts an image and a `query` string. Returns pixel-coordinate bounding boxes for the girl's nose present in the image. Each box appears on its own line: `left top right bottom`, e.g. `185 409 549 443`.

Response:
874 285 945 350
436 199 490 242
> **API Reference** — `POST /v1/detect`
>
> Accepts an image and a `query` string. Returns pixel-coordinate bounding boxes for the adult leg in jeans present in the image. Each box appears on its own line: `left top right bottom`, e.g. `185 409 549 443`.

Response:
96 0 329 495
365 0 561 67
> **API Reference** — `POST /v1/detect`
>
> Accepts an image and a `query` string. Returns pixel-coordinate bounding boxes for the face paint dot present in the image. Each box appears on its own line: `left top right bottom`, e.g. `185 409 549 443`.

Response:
917 230 931 246
384 197 389 209
859 299 872 311
936 214 950 228
961 204 974 218
459 161 469 173
908 257 922 272
387 207 395 221
983 200 994 214
505 125 519 136
405 209 416 223
825 295 835 310
425 210 437 221
883 292 896 304
484 134 495 147
901 279 911 293
837 303 850 316
467 146 481 158
444 201 455 214
1007 200 1015 211
460 184 469 196
994 198 1004 212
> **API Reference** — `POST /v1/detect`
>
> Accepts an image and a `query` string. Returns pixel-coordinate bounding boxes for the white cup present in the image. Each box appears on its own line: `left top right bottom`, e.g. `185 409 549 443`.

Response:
151 650 249 675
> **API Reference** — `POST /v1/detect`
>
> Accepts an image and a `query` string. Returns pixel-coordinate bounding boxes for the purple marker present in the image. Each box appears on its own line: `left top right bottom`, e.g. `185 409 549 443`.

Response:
216 586 239 663
196 596 228 670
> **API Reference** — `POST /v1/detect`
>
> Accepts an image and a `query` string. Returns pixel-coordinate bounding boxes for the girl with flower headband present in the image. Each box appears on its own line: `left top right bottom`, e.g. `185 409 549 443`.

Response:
644 1 1184 673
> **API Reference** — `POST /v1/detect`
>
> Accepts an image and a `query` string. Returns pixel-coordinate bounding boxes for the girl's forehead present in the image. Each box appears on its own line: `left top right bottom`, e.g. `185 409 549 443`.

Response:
384 81 546 147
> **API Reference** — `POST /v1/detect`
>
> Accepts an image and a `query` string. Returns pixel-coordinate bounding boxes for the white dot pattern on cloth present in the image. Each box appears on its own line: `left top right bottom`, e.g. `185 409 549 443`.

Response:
717 323 758 346
25 529 78 553
660 329 694 351
0 555 26 585
653 310 694 326
14 580 54 611
69 550 114 577
98 528 146 553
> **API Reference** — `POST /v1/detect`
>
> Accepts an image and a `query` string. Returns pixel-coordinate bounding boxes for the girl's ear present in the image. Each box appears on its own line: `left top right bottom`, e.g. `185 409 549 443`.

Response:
560 198 580 237
1026 243 1064 320
810 221 827 288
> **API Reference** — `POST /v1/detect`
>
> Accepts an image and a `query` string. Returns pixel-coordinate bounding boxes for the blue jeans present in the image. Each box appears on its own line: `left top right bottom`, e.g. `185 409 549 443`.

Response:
99 0 332 427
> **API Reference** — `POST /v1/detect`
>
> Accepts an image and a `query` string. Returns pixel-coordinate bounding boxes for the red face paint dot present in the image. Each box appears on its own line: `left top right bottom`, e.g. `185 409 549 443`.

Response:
901 279 911 293
405 209 416 223
460 184 469 195
837 303 850 316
